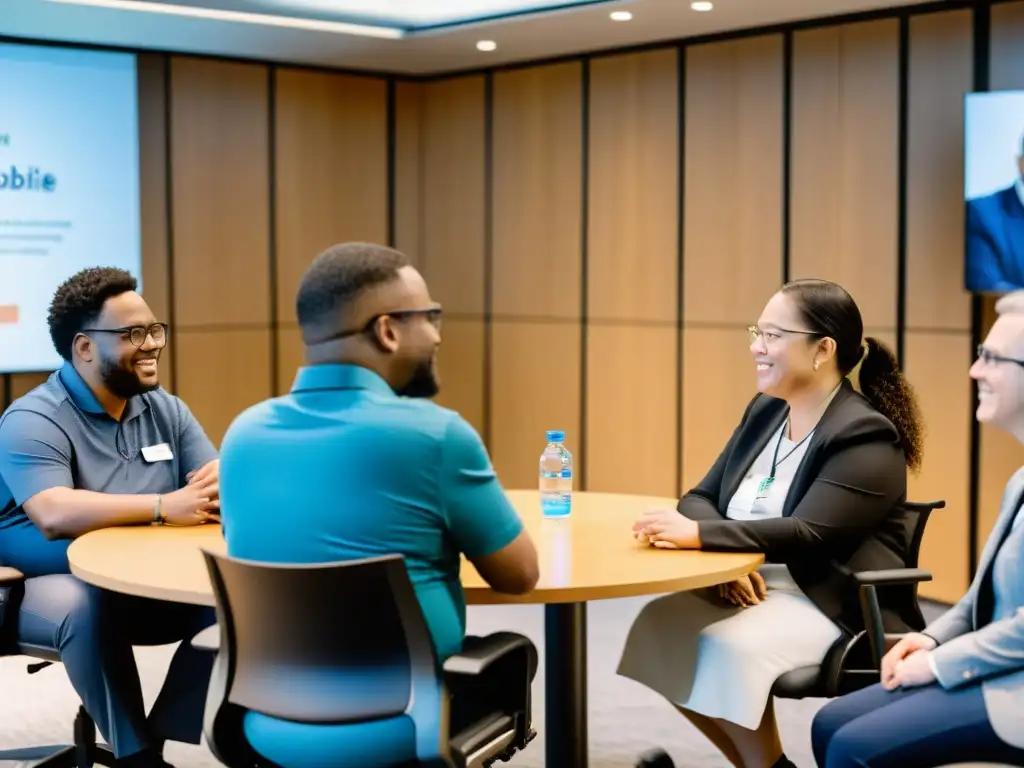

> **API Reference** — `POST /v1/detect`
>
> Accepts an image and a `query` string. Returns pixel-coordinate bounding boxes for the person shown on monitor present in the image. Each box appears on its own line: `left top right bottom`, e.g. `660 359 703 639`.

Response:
0 267 219 768
966 134 1024 292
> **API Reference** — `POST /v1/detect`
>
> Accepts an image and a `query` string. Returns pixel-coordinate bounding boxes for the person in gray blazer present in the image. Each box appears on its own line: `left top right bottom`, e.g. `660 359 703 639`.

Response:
811 290 1024 768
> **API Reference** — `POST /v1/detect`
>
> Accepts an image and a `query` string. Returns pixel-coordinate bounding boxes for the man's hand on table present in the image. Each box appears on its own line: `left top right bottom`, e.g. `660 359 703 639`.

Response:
164 459 220 525
186 459 219 498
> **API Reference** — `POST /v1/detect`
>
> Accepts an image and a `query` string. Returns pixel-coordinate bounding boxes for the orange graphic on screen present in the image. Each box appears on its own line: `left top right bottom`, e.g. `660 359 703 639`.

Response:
0 305 19 324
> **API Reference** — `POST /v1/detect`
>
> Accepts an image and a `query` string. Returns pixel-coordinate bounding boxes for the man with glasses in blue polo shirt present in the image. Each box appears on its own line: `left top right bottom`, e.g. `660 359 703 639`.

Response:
0 267 220 768
218 242 539 768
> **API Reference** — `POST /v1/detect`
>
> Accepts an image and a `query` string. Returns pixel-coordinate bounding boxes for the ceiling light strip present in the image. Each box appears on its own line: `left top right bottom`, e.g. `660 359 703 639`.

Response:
43 0 404 38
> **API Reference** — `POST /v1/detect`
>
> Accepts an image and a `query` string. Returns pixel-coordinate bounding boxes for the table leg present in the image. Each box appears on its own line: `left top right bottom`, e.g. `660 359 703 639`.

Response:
544 602 587 768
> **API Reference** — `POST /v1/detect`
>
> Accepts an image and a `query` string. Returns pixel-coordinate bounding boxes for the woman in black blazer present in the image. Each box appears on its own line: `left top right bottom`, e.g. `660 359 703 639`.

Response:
619 279 924 768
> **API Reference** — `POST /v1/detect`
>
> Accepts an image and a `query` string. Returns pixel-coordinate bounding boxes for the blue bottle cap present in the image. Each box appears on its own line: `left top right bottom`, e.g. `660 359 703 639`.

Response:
546 430 565 442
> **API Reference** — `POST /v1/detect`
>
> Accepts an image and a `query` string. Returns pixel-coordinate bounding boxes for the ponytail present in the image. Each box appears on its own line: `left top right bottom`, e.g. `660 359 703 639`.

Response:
857 337 923 473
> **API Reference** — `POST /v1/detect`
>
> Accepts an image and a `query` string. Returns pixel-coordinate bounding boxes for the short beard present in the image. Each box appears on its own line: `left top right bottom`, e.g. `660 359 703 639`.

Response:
100 356 159 399
396 359 439 399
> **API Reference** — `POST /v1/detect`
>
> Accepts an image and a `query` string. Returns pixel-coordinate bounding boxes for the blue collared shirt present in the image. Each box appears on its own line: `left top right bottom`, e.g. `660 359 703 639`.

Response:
219 363 524 660
0 361 218 575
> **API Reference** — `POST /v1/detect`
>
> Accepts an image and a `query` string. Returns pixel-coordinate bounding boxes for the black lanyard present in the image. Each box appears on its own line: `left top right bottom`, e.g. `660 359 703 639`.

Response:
768 421 813 480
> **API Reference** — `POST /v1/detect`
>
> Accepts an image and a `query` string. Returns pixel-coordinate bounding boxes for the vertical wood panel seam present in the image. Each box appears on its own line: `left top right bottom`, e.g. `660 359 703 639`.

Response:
836 28 845 252
268 66 280 397
782 31 793 284
416 83 426 298
968 2 991 580
164 55 178 394
580 57 591 492
896 16 910 369
386 78 397 248
676 44 686 498
483 74 494 451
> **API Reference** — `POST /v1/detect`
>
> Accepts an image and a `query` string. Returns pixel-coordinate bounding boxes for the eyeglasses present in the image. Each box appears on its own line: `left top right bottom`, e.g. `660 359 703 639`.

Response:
976 345 1024 368
321 307 443 342
747 325 820 344
80 323 169 348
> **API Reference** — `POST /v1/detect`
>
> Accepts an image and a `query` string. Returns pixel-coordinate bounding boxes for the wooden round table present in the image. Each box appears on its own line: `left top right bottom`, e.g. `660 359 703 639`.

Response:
67 490 763 768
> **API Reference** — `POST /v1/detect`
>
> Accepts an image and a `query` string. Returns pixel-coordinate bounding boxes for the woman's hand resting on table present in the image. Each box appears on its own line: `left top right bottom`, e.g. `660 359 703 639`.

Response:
717 572 768 607
632 508 701 549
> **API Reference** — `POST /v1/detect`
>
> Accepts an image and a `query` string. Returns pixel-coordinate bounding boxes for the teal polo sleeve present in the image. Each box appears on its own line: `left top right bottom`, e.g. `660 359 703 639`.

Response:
439 414 523 558
0 410 74 505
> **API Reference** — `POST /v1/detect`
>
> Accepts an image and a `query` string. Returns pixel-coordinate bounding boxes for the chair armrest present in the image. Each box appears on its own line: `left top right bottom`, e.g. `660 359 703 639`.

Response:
0 567 24 584
191 624 220 653
443 632 534 678
854 568 932 586
855 568 932 670
443 631 538 763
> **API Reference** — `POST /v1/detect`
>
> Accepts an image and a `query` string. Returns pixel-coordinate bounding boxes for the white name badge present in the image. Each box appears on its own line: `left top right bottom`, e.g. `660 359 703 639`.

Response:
141 443 174 462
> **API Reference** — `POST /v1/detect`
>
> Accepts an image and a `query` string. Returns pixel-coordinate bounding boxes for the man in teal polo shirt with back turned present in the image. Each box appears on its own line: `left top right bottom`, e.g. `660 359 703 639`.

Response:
218 242 539 765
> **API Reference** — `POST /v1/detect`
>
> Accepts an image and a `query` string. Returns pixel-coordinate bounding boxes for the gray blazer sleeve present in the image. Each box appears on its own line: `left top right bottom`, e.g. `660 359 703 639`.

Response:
923 582 977 646
926 470 1024 688
930 608 1024 689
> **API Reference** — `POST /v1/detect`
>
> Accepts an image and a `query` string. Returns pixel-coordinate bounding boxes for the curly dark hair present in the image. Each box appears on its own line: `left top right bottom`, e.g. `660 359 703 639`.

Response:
781 279 924 473
296 242 410 342
48 266 138 361
857 336 925 473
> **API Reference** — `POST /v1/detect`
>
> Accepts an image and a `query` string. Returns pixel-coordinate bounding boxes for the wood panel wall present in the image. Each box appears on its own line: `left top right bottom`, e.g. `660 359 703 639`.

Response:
397 76 488 437
490 63 583 489
170 58 273 445
683 35 784 491
904 10 975 602
5 1 1024 606
588 50 679 498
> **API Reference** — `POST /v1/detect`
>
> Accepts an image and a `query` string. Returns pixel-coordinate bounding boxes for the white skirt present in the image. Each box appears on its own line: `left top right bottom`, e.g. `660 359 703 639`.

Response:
616 565 843 730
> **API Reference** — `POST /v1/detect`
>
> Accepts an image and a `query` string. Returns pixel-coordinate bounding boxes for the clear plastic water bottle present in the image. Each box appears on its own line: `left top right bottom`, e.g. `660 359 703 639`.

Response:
539 430 572 518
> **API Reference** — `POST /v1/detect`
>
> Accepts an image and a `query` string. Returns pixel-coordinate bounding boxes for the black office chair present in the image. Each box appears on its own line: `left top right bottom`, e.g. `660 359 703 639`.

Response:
195 550 538 768
0 564 115 767
769 499 946 700
635 499 945 768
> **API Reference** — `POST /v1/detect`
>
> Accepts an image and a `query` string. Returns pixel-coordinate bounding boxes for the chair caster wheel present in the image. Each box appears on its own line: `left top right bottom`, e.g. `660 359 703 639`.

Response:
636 748 676 768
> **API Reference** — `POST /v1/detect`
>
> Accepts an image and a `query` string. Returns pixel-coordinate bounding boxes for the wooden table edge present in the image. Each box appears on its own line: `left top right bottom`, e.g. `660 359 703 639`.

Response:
68 559 217 607
463 552 765 605
68 550 765 608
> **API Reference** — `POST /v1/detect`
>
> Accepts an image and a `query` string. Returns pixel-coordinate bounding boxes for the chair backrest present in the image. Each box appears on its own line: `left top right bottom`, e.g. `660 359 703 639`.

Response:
0 562 24 656
901 500 946 568
201 550 440 726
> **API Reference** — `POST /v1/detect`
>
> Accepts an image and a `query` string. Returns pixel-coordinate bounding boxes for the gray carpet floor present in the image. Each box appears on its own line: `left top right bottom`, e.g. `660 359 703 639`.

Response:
0 597 956 768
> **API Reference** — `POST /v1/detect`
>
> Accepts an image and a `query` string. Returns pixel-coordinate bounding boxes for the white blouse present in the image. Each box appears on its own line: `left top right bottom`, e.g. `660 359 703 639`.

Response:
724 419 814 593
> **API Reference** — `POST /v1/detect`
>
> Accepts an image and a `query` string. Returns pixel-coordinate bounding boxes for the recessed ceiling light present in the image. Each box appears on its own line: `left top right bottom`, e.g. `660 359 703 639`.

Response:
477 40 497 51
691 1 713 10
610 10 632 21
